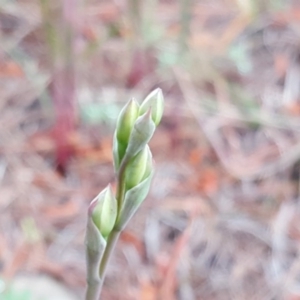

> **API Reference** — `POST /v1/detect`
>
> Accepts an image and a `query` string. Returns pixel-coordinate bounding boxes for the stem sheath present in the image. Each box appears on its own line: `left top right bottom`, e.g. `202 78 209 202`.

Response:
99 229 121 279
91 158 127 299
85 280 101 300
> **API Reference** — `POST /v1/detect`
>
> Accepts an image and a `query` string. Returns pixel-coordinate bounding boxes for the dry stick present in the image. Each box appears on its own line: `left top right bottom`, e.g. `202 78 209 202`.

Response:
173 68 300 180
128 0 142 39
40 0 78 170
179 0 192 56
158 215 194 300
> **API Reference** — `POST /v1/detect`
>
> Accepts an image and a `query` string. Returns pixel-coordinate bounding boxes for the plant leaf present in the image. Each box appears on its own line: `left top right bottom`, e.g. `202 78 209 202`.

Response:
116 171 154 230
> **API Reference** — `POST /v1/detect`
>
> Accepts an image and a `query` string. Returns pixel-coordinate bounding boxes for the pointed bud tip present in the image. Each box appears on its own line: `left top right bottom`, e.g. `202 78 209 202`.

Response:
153 88 162 96
145 108 152 118
106 183 112 192
139 88 164 126
135 108 155 125
128 98 139 107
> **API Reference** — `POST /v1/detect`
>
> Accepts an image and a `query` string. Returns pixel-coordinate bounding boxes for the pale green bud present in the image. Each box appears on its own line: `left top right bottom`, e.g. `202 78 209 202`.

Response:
116 99 139 145
139 88 164 126
112 133 120 170
116 170 154 230
125 146 150 190
117 141 127 166
125 110 155 160
89 185 117 238
141 146 153 181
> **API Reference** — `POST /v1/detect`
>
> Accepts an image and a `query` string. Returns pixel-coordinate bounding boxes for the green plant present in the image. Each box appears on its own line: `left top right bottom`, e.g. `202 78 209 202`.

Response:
84 89 164 300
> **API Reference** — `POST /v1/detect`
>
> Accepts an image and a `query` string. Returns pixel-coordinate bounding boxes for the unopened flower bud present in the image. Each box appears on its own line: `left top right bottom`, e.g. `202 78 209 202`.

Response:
141 146 153 181
116 168 154 231
125 146 150 190
116 99 139 145
90 185 117 238
139 88 164 126
125 110 155 160
117 141 127 166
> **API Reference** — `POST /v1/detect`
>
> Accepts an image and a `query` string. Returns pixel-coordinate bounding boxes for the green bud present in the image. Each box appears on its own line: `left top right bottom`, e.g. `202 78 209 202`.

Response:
125 110 156 160
125 145 150 190
116 99 139 145
90 185 117 238
116 170 154 231
139 88 164 126
113 133 128 171
117 141 127 166
141 146 153 181
112 133 120 170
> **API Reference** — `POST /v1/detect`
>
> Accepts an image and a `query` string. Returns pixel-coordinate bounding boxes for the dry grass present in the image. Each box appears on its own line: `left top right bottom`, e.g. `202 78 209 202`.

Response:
1 0 300 299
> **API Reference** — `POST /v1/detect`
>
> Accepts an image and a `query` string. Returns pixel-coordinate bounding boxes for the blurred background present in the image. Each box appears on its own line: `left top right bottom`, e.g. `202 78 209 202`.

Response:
1 0 300 299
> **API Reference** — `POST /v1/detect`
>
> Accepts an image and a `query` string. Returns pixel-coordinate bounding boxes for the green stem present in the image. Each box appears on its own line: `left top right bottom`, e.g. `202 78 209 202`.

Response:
85 280 101 300
85 220 106 300
99 229 121 279
95 158 128 298
115 159 127 215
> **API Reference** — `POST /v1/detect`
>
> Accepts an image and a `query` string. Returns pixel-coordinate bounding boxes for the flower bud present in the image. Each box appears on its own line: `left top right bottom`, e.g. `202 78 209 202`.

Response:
139 88 164 126
112 133 120 170
89 185 117 238
141 146 153 181
116 170 154 231
125 110 155 160
117 141 127 166
125 146 150 190
116 99 139 145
